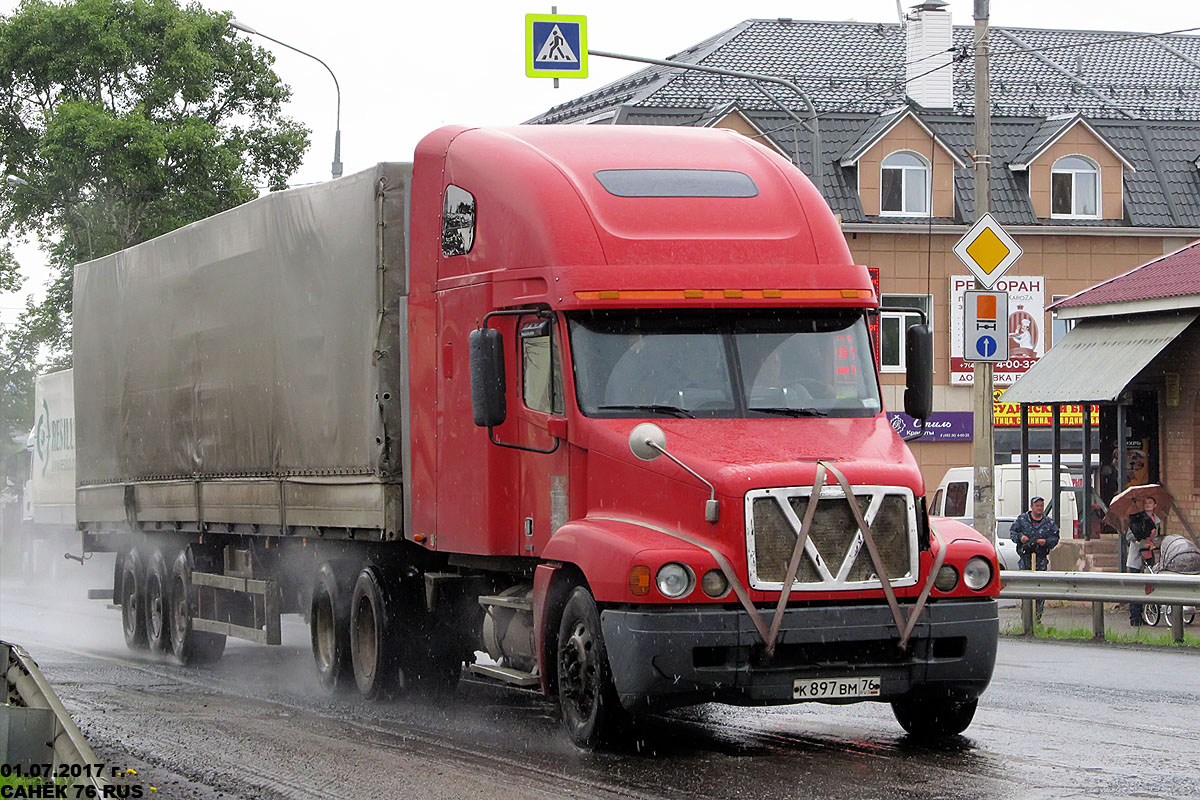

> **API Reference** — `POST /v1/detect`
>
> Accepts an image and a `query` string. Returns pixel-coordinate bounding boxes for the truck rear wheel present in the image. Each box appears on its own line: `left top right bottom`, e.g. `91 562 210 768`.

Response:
145 548 173 655
556 587 626 749
891 692 978 738
169 549 226 665
120 547 148 651
350 565 399 700
311 560 355 692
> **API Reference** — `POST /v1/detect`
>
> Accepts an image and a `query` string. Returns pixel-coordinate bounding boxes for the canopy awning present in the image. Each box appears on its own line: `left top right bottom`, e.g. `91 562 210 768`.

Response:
1001 313 1196 404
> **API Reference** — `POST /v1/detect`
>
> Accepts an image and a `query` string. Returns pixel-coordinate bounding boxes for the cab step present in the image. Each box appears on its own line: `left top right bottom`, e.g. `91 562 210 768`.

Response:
468 663 540 687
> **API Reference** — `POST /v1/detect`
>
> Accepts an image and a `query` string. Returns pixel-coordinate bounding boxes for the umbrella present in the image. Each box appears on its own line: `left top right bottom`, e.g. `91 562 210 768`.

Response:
1102 484 1173 531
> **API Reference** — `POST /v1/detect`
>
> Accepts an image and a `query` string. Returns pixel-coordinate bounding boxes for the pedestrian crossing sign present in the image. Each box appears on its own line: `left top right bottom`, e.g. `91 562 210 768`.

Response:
526 14 587 78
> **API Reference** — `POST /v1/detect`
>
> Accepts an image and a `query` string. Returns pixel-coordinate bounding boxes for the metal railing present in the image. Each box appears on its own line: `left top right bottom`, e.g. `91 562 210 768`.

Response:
3 640 110 791
998 570 1200 642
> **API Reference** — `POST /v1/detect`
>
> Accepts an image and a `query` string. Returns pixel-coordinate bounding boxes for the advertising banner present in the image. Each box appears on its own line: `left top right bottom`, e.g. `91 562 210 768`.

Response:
887 411 974 441
950 275 1045 386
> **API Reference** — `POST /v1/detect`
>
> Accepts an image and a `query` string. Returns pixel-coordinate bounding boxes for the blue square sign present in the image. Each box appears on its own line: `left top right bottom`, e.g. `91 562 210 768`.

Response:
526 14 587 78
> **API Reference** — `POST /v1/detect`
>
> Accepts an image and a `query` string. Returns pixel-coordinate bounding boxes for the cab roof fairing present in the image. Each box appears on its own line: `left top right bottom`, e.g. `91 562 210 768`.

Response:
427 125 868 298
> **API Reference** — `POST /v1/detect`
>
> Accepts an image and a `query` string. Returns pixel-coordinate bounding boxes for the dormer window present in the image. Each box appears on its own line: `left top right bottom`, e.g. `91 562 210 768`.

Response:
881 151 930 216
1051 155 1099 218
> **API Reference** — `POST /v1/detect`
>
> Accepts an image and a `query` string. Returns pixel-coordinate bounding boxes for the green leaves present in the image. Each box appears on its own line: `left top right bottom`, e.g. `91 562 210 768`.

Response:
0 0 311 441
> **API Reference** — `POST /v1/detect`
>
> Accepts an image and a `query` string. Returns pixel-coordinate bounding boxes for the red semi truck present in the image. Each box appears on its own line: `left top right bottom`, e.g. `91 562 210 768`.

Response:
73 124 999 747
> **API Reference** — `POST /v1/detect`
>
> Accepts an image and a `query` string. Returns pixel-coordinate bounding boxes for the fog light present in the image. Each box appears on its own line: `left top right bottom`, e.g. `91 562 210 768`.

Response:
701 569 729 598
964 556 992 590
934 565 959 592
656 563 694 598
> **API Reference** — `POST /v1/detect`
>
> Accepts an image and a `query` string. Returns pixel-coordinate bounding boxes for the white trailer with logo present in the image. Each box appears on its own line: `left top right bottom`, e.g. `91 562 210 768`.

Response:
22 369 77 576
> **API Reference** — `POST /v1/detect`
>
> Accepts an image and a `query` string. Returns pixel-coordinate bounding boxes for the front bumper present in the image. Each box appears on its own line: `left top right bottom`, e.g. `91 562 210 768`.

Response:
601 599 998 712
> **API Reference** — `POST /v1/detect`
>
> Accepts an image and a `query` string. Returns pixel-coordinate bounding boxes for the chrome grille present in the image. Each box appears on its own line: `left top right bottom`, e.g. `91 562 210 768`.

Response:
746 486 917 591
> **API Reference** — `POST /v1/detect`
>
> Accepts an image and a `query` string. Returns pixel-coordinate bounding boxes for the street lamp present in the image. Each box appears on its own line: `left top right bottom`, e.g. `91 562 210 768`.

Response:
229 19 343 180
5 174 94 261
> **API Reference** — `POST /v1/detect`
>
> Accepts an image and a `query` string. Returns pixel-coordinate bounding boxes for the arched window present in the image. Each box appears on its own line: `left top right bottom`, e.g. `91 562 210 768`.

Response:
1051 155 1099 218
880 151 930 216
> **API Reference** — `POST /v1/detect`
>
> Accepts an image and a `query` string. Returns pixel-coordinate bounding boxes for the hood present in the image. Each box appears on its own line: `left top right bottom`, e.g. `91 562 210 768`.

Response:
585 414 924 499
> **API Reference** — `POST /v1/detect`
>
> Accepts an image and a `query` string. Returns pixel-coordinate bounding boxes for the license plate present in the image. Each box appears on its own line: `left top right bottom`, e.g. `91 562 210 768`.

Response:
793 676 881 700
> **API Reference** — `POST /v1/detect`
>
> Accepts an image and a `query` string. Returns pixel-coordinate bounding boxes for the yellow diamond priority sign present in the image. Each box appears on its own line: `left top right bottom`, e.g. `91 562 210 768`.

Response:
952 212 1022 288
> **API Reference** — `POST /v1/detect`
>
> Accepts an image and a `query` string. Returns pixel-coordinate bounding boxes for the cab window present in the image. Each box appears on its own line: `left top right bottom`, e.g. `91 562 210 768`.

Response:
944 481 969 517
521 318 564 415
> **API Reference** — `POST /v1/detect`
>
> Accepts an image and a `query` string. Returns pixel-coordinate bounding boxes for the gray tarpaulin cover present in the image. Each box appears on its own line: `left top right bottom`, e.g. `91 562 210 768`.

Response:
73 164 409 485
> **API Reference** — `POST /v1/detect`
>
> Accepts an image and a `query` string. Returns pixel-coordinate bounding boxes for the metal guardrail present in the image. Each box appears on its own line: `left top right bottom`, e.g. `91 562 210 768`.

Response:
998 570 1200 642
2 640 110 792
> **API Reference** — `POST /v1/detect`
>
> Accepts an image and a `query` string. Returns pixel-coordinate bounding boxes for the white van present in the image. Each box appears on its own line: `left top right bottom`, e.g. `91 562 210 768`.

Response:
930 464 1081 570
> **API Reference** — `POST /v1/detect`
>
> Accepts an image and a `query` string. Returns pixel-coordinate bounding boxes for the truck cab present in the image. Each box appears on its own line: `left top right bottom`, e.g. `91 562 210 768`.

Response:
409 125 1000 744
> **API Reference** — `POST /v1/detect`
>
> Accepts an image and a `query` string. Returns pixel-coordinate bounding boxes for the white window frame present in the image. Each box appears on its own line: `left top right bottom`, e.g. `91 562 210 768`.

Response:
880 151 932 217
1049 155 1101 220
879 294 932 374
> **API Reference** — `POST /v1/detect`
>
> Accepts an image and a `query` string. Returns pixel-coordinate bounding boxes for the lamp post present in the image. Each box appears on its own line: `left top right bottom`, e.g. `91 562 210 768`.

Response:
229 19 343 180
5 174 94 261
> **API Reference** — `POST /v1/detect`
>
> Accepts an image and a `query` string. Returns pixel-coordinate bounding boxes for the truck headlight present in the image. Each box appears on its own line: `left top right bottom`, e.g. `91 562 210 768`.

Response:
656 563 694 599
963 557 993 590
933 565 959 592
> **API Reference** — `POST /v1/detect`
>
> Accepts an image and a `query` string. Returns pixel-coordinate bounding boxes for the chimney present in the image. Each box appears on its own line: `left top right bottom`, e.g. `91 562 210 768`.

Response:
905 1 954 109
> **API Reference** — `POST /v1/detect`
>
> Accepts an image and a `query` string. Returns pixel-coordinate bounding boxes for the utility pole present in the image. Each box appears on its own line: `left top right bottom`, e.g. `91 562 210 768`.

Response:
971 0 995 545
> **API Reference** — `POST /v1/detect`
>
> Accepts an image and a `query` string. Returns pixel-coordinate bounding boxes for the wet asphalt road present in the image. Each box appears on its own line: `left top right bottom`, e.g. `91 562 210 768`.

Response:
2 569 1199 800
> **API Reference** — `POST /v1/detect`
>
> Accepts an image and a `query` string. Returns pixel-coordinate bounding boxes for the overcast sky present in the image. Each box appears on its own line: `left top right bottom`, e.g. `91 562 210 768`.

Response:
3 0 1197 323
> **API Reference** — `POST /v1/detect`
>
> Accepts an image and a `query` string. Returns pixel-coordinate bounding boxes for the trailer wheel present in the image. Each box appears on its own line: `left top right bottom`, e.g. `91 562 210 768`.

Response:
556 587 626 749
145 548 173 655
169 549 226 665
311 561 355 692
119 547 148 651
891 692 978 739
350 566 399 700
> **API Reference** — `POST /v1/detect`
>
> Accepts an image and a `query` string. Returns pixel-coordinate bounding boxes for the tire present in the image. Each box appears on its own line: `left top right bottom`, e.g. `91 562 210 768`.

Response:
145 548 173 655
556 587 626 749
1142 602 1162 627
169 549 226 665
120 547 148 651
311 561 356 692
891 692 978 739
1162 604 1197 627
350 566 400 700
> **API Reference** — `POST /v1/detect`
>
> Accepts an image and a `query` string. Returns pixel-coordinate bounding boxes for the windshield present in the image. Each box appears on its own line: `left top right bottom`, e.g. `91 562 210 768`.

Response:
568 309 882 419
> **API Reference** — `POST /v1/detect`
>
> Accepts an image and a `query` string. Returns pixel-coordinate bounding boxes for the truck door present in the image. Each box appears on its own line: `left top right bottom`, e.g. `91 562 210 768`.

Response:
515 315 569 555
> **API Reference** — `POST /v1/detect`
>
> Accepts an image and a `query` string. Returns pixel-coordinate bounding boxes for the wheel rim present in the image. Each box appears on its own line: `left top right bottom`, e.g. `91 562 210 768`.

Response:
122 573 139 636
559 620 598 720
171 575 189 644
354 596 378 680
148 576 164 641
314 593 335 671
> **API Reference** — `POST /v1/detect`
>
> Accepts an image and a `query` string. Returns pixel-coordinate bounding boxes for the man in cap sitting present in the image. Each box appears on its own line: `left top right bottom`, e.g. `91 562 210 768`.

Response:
1009 496 1060 619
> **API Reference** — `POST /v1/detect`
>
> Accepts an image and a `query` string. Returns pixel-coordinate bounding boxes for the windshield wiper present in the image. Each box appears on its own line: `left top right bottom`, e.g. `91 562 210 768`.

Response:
598 403 696 418
749 406 828 417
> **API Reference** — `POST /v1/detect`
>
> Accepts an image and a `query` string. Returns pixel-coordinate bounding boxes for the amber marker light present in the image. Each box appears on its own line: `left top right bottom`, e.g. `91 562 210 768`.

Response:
629 565 651 596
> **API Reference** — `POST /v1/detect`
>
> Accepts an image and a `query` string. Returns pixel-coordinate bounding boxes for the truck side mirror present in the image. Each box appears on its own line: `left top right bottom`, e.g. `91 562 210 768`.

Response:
469 327 506 427
904 323 933 420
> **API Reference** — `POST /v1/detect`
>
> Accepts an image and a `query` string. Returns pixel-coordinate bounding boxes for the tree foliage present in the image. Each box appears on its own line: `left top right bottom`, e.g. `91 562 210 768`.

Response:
0 0 310 443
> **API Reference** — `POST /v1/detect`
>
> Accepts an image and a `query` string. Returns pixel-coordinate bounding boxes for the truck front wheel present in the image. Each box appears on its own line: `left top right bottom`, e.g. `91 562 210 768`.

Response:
891 692 978 738
556 587 626 749
119 547 148 651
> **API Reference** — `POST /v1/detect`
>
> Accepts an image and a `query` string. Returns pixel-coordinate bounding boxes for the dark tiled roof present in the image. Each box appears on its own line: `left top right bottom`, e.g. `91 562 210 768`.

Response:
1055 241 1200 308
529 18 1200 230
1010 114 1079 166
840 107 910 164
529 19 1200 125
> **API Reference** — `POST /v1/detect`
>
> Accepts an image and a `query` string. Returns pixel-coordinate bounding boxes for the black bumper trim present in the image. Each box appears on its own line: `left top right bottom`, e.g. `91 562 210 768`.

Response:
600 599 998 712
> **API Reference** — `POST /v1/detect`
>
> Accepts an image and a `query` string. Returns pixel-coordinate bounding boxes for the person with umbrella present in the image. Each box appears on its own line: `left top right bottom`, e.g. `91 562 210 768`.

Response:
1125 495 1162 626
1009 496 1059 620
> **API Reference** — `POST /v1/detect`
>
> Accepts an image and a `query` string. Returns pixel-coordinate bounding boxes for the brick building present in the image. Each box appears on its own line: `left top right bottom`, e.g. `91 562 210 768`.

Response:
529 2 1200 493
